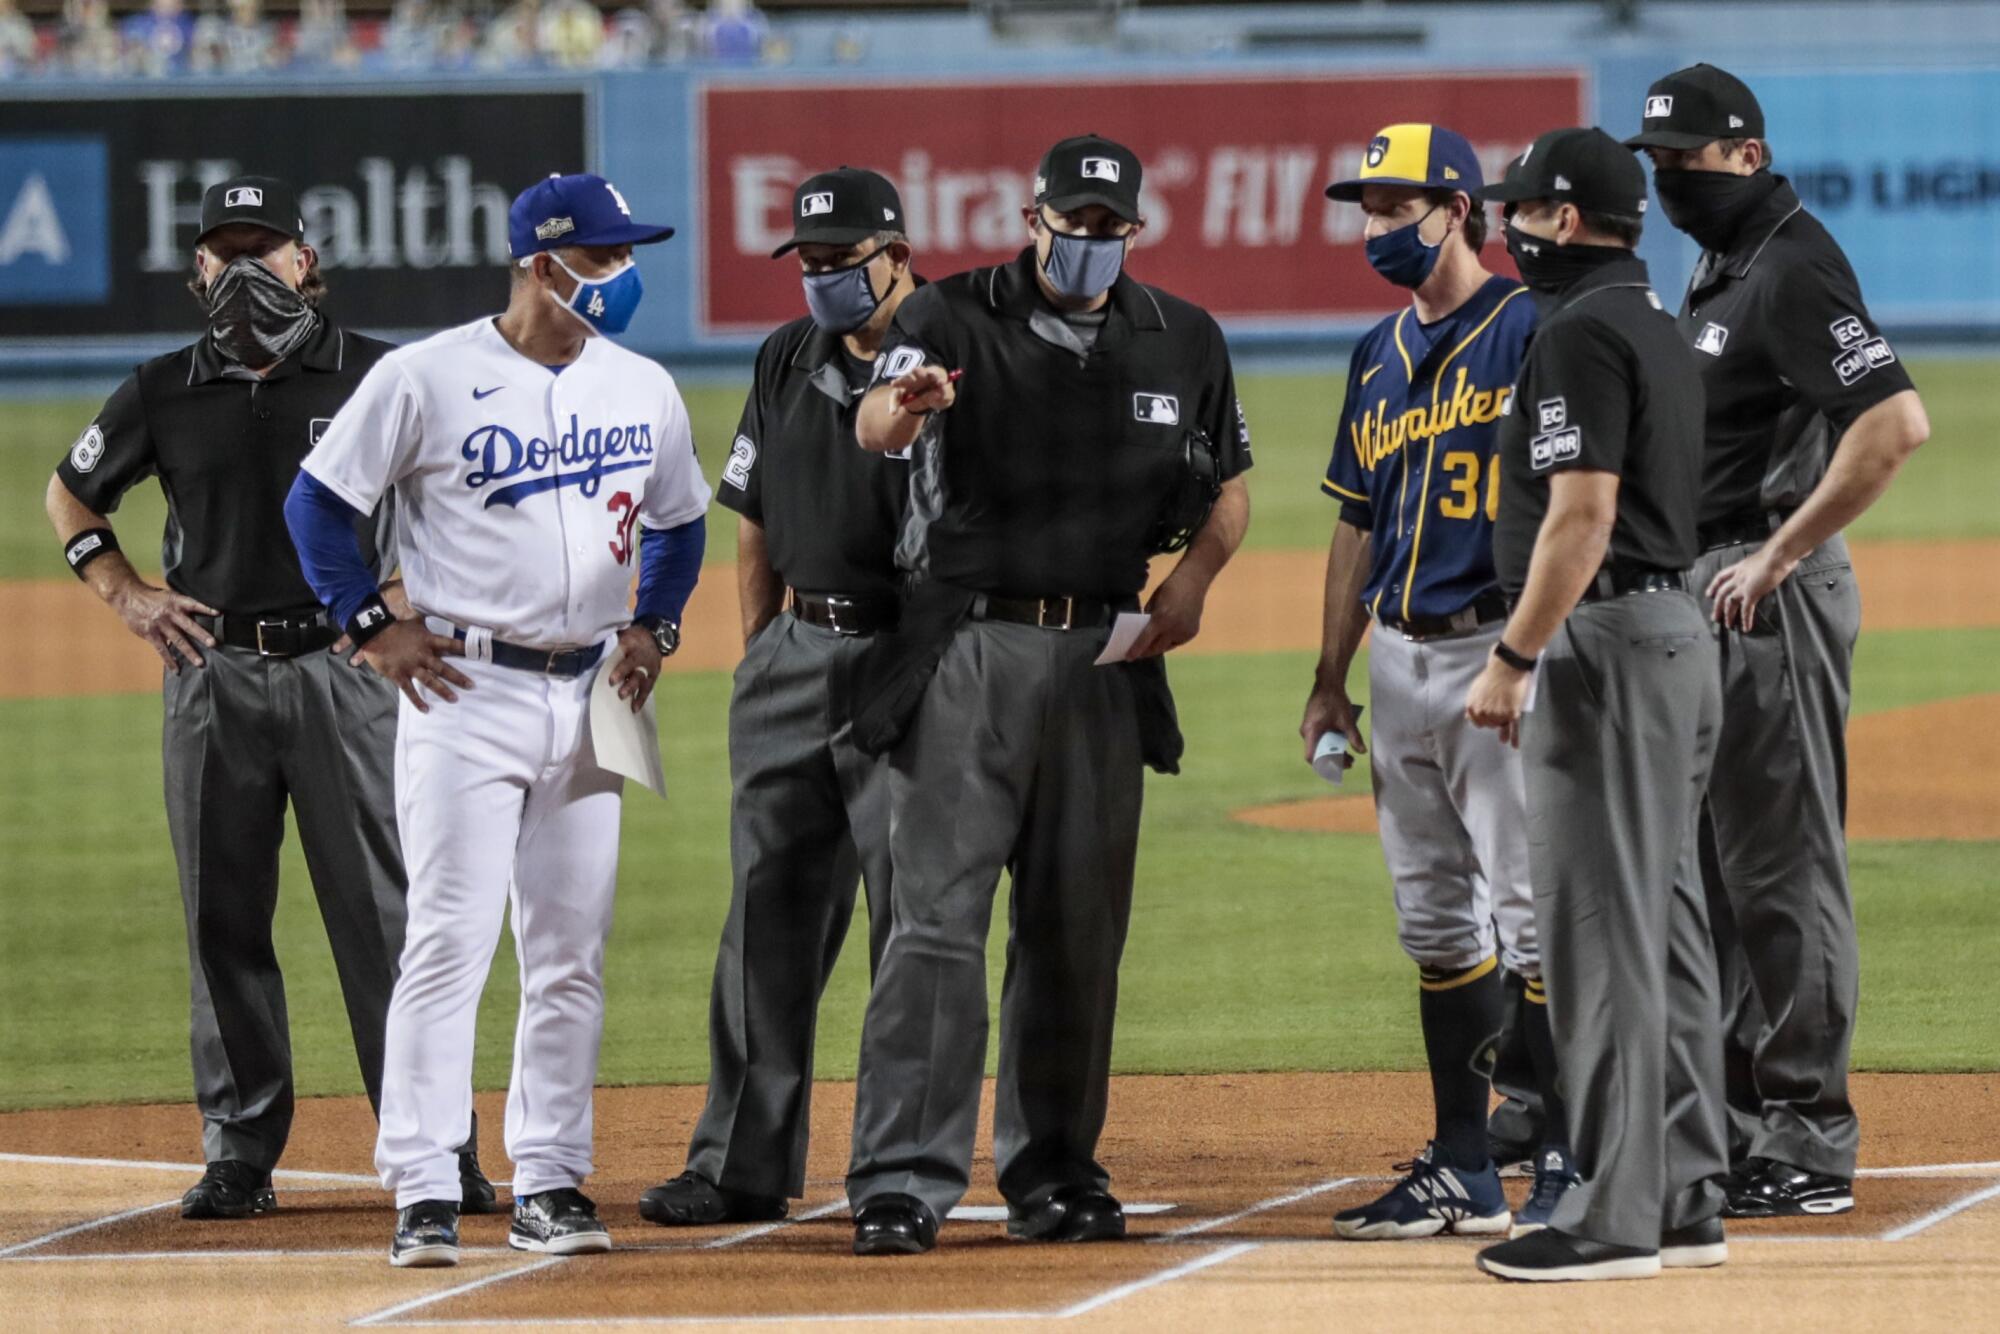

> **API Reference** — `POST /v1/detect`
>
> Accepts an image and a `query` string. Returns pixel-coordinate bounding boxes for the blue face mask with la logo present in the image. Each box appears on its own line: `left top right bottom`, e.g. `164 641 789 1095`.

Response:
547 253 644 336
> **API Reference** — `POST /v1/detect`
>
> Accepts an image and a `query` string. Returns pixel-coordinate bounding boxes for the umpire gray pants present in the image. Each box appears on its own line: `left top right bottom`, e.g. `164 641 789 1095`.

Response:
163 644 406 1171
686 613 892 1199
1691 535 1862 1178
846 620 1143 1227
1528 592 1729 1251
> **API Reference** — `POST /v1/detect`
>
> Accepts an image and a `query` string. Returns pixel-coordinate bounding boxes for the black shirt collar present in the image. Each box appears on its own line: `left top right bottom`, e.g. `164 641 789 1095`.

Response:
989 248 1168 334
188 314 344 385
1696 174 1802 288
1550 252 1654 313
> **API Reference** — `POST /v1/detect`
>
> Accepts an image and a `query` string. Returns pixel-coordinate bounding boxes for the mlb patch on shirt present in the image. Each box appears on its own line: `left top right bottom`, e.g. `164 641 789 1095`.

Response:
1133 393 1179 425
1530 426 1582 471
1695 323 1730 356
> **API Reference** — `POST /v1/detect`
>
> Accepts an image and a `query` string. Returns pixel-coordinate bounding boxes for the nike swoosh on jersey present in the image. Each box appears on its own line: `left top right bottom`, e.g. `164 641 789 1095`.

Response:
1361 365 1384 386
472 386 504 400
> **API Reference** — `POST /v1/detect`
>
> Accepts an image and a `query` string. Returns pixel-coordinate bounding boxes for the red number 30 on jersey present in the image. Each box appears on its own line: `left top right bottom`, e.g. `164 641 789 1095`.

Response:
607 491 639 565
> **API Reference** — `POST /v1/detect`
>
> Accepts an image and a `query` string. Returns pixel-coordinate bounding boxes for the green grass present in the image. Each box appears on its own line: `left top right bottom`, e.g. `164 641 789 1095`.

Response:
2 627 1994 1111
8 355 1994 580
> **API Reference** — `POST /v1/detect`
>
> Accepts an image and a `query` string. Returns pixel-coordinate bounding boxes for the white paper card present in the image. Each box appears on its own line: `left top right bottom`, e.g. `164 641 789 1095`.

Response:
1093 612 1153 666
589 647 667 797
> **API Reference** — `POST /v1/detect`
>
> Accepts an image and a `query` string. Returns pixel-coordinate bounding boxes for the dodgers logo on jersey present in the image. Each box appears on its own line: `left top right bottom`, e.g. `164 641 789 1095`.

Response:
461 415 655 509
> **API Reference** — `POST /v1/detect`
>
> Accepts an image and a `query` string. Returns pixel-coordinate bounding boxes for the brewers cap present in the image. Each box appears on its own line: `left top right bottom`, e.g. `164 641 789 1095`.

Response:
508 173 674 259
1035 134 1143 223
771 167 905 258
1623 63 1766 151
1325 123 1484 202
197 175 304 245
1478 127 1650 218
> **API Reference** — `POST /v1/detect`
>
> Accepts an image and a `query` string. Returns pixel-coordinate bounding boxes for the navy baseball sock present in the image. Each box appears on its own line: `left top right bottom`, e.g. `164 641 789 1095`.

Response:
1417 959 1504 1173
1519 975 1571 1158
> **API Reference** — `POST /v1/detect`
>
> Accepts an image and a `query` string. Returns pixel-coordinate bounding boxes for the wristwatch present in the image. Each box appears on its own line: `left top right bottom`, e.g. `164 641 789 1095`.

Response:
636 614 681 658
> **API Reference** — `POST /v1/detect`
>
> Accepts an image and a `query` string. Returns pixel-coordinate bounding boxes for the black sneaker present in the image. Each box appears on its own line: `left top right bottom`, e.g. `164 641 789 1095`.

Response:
1477 1227 1661 1282
509 1187 612 1255
180 1161 275 1220
1723 1158 1854 1217
391 1199 461 1268
638 1170 787 1226
852 1194 938 1257
1006 1186 1126 1243
1661 1215 1728 1268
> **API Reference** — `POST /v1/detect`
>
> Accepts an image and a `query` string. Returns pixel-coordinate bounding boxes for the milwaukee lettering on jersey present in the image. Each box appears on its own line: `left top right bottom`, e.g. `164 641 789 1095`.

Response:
461 417 657 508
1349 367 1514 472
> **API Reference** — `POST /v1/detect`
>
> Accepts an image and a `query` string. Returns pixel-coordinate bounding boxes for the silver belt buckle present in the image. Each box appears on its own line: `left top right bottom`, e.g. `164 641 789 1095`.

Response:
1039 597 1074 631
255 618 282 655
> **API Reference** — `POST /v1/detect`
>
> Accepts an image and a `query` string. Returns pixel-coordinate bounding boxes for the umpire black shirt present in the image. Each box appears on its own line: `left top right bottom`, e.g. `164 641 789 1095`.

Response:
1494 255 1705 598
56 317 394 615
874 249 1251 600
714 314 910 598
1676 174 1914 532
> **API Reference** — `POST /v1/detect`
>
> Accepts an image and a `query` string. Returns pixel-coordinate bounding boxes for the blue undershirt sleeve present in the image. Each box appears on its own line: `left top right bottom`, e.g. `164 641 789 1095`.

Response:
633 513 706 625
283 471 381 629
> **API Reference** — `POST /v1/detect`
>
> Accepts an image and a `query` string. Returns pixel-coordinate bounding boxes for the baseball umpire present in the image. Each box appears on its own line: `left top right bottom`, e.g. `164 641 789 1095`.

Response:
44 175 492 1222
638 167 920 1227
1628 64 1930 1217
1305 123 1575 1241
1466 127 1725 1283
844 133 1252 1255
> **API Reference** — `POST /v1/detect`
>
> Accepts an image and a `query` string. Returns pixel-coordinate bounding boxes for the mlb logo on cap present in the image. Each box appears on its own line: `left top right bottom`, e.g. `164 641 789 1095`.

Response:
801 192 835 217
224 186 264 208
1645 95 1674 119
1081 157 1121 182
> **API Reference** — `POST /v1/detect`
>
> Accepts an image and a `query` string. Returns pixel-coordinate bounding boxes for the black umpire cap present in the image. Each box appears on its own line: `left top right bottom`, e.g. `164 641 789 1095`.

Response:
1623 63 1766 151
1035 134 1143 223
1479 127 1650 219
770 167 905 258
196 175 305 246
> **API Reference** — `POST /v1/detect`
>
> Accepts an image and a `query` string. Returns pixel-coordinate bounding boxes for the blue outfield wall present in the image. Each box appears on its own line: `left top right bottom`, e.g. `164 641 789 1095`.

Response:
3 2 1999 374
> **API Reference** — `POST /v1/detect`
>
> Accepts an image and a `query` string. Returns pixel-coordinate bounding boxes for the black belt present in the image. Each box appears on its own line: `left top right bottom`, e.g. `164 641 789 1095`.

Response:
970 593 1118 631
1699 508 1791 552
194 609 338 658
452 628 605 678
790 590 900 636
1576 567 1688 605
1377 589 1509 642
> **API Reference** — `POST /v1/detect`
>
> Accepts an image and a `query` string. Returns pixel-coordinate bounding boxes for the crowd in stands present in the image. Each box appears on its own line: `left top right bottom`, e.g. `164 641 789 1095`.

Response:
0 0 783 76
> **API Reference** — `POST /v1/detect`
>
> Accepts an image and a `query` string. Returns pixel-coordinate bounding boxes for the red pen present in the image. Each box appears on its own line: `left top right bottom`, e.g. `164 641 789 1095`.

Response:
899 368 964 409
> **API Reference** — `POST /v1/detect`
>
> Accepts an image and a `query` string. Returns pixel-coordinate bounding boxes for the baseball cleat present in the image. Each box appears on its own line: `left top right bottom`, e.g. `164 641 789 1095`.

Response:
1477 1228 1661 1282
1661 1215 1728 1269
1007 1187 1126 1243
1333 1144 1511 1240
509 1187 612 1255
1722 1158 1854 1218
1508 1146 1580 1238
180 1161 275 1220
853 1195 938 1256
638 1170 787 1226
459 1146 502 1215
390 1200 461 1268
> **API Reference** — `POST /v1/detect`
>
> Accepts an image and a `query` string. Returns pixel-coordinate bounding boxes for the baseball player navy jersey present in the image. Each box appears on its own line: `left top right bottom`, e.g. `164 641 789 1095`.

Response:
1323 275 1537 623
301 317 711 647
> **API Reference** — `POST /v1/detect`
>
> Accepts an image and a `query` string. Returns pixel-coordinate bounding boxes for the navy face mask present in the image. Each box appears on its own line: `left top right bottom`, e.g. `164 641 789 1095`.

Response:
801 246 889 334
1365 205 1444 289
1041 228 1126 300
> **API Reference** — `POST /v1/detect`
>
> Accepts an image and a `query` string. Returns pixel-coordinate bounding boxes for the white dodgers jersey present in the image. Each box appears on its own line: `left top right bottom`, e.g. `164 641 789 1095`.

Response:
301 318 711 646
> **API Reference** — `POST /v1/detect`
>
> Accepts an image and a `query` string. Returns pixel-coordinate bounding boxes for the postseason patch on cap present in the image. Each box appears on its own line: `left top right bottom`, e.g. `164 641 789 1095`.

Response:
535 216 574 241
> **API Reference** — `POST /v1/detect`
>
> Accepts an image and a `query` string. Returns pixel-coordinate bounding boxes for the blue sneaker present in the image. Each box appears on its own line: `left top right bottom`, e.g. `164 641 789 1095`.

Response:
1510 1147 1581 1239
1333 1144 1511 1240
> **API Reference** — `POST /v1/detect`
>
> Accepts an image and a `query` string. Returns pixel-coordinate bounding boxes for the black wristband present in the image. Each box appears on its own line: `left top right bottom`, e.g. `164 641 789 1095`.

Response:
345 594 395 648
64 527 119 578
1493 640 1538 672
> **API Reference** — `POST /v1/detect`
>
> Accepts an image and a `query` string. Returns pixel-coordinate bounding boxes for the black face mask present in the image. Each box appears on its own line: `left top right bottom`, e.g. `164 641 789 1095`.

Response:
205 255 317 367
1650 168 1779 252
1504 221 1629 297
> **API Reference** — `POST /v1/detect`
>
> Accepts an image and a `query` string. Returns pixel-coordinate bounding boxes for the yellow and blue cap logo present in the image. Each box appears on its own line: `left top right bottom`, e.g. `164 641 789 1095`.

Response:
1326 124 1484 201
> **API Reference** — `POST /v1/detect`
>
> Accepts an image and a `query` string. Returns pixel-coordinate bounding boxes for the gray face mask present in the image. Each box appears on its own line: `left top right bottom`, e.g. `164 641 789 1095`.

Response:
205 255 316 367
1041 229 1126 300
801 246 889 334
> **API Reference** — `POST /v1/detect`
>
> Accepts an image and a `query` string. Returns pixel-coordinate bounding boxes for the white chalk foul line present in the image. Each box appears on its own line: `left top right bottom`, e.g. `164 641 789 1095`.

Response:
1056 1240 1261 1318
351 1254 567 1328
0 1199 180 1258
1879 1178 2000 1242
1857 1159 2000 1179
0 1150 378 1186
700 1198 848 1249
1153 1176 1357 1241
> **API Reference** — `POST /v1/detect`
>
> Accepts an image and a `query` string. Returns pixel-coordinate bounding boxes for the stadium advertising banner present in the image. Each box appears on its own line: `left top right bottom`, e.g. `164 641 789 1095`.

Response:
0 89 588 340
698 71 1588 335
1745 67 2000 329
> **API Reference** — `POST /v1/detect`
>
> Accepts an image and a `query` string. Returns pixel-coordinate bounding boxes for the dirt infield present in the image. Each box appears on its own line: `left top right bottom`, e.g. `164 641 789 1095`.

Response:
7 537 1996 700
3 1072 1996 1330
